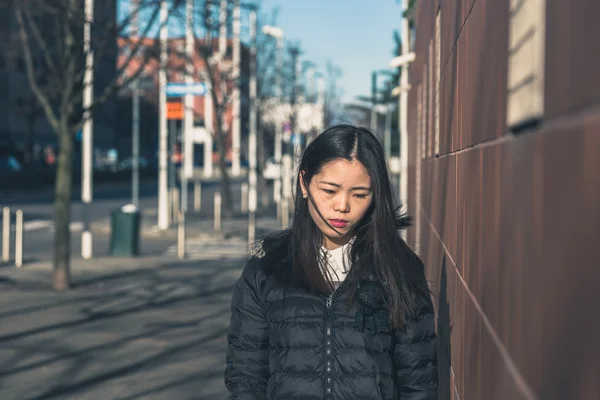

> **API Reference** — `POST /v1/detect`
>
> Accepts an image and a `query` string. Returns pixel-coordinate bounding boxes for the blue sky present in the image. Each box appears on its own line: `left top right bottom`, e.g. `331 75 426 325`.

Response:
119 0 404 104
258 0 404 104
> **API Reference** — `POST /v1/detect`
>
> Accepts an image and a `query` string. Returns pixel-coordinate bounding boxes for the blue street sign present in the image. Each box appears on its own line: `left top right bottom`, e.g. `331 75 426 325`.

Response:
166 82 207 96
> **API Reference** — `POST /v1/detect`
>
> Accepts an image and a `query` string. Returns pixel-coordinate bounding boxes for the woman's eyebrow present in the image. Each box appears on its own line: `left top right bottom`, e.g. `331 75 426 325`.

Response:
319 181 371 191
319 180 341 187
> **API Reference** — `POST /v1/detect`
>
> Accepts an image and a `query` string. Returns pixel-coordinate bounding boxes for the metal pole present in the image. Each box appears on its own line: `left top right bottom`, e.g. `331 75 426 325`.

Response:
317 76 325 131
273 35 283 211
281 156 291 229
2 207 9 263
292 51 301 174
284 46 300 222
204 81 214 177
194 181 201 211
15 210 23 268
132 82 140 208
218 0 227 59
385 99 392 160
371 71 377 132
132 0 140 208
241 182 248 213
158 0 169 230
172 187 180 226
214 191 222 232
231 0 241 176
81 0 94 259
400 2 411 235
168 117 177 226
177 211 185 259
179 0 194 259
248 8 257 246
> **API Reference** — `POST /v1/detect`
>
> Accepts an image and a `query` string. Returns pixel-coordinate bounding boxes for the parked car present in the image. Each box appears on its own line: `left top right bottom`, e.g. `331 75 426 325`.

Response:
263 157 280 180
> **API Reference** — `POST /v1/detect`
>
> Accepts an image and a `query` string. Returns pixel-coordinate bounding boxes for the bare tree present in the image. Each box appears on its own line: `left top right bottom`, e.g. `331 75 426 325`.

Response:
9 0 178 290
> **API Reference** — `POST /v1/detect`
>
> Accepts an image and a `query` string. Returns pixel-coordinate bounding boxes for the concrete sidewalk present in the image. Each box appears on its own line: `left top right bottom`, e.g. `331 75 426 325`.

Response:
0 213 281 400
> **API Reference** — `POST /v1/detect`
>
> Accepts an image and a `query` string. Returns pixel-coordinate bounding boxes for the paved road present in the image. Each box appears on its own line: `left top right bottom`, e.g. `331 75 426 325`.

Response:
0 211 280 399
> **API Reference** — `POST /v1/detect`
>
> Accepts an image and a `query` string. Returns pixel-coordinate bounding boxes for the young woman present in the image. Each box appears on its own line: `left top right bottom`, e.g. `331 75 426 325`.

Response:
225 125 437 399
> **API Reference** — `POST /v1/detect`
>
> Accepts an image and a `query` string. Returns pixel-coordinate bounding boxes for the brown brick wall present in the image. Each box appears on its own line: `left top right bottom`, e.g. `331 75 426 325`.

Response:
406 1 600 399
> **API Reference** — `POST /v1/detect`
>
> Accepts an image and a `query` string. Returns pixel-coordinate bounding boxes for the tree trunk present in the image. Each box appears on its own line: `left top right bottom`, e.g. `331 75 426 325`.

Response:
217 130 234 218
53 125 73 291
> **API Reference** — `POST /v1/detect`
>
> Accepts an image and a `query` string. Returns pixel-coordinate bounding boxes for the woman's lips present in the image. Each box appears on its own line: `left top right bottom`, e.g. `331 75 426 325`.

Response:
329 219 349 228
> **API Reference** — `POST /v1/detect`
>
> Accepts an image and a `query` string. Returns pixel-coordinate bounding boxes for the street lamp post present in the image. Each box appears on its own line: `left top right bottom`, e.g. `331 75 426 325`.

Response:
390 9 416 239
247 6 258 246
158 0 169 231
262 25 284 220
231 0 241 176
81 0 94 259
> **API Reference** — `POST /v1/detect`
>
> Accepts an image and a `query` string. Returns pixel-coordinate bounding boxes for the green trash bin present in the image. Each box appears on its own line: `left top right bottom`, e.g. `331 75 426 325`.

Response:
109 205 141 257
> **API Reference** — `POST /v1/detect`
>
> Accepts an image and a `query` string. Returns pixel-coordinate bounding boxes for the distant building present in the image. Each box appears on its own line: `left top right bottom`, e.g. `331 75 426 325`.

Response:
115 36 250 165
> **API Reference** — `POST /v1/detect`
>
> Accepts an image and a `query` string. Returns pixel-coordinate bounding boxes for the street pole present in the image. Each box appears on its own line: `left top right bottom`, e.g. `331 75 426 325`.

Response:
317 75 325 131
282 45 300 226
370 71 377 133
158 0 169 230
81 0 94 260
2 207 9 263
218 0 227 58
180 0 194 259
132 0 140 208
248 8 258 246
292 49 302 175
231 0 241 176
385 96 392 160
400 5 410 223
204 80 214 178
274 35 283 213
169 117 177 217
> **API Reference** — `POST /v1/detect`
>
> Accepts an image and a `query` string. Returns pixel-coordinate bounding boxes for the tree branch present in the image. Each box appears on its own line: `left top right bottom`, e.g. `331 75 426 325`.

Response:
15 4 60 134
21 5 60 82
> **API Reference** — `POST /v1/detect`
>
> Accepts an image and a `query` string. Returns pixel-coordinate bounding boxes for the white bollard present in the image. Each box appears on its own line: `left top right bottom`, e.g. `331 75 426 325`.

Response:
194 181 201 212
171 187 180 223
214 191 222 232
15 210 23 268
2 207 9 263
177 210 186 259
241 182 248 213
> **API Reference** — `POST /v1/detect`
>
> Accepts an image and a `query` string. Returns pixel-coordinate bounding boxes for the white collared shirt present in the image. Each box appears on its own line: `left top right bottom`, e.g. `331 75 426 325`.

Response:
320 239 353 284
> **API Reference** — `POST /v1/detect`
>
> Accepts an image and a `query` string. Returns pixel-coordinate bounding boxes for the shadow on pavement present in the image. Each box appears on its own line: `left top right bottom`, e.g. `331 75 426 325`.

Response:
0 257 245 399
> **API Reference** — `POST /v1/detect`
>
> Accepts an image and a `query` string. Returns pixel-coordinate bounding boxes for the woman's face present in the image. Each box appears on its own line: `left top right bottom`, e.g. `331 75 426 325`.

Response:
301 159 373 250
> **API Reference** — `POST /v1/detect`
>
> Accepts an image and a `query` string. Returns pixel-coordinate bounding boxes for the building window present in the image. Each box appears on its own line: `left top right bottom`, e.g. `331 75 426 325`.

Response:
507 0 546 131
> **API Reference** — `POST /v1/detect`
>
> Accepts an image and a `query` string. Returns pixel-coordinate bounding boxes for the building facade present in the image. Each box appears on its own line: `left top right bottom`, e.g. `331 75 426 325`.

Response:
116 36 250 166
406 1 599 398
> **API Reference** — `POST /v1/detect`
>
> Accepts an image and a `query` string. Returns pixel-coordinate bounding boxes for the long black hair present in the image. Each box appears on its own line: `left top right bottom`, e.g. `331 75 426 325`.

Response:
262 124 430 328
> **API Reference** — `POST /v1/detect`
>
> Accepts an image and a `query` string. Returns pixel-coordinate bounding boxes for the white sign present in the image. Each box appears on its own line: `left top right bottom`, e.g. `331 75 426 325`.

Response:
166 82 206 96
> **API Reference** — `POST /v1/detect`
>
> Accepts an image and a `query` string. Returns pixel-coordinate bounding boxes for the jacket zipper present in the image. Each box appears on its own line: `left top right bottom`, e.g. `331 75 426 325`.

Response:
324 278 348 399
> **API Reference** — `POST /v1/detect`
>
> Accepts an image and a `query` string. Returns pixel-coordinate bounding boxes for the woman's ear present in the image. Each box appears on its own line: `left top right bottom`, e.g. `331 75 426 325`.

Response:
299 171 308 198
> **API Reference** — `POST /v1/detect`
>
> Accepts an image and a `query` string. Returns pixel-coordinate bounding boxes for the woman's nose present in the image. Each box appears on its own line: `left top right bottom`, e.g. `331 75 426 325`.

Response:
333 195 350 213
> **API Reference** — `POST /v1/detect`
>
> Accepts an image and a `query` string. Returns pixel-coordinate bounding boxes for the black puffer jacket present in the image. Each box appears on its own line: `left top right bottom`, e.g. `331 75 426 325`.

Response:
225 247 437 399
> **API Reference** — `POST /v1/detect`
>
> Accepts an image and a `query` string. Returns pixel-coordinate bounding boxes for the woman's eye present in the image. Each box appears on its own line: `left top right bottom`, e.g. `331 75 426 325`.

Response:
354 194 368 199
322 189 335 195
